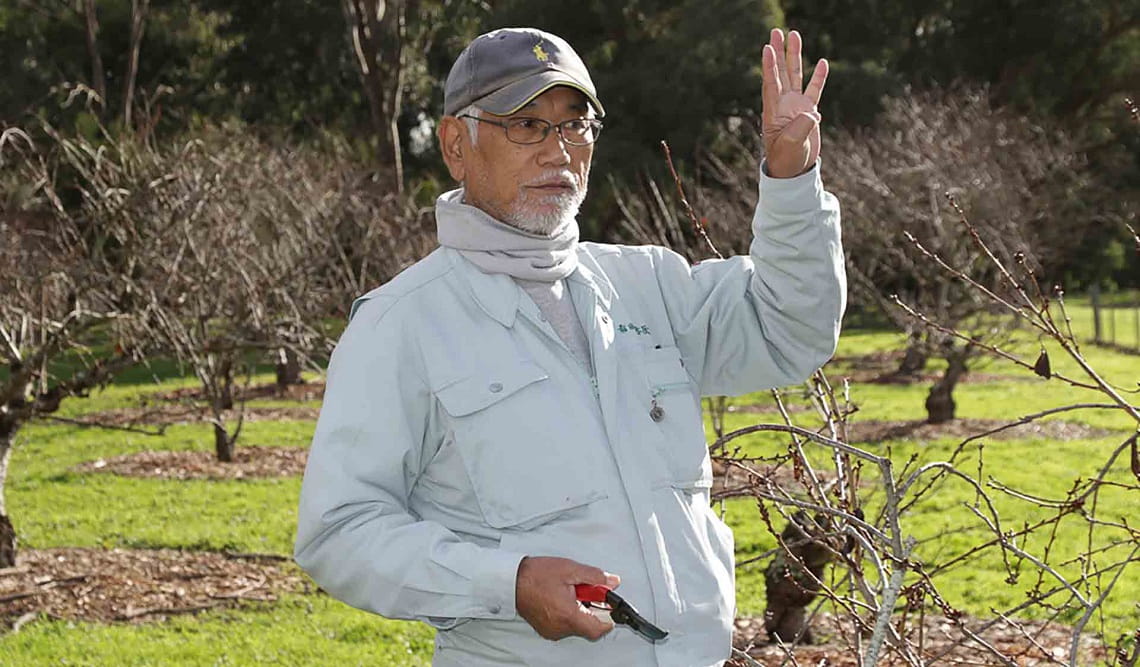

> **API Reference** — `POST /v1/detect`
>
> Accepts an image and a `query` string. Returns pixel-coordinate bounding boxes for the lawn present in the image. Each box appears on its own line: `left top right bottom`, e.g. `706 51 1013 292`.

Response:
2 304 1137 664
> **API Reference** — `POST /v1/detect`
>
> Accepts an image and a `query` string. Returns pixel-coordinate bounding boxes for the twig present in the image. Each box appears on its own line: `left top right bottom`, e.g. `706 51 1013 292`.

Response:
222 551 290 562
9 611 38 634
116 602 222 620
660 140 723 259
1069 543 1140 664
0 591 38 604
37 415 167 436
862 540 910 665
35 573 91 590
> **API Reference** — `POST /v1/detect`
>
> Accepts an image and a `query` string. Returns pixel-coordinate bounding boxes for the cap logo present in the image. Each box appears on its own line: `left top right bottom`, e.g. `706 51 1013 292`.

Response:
533 43 549 62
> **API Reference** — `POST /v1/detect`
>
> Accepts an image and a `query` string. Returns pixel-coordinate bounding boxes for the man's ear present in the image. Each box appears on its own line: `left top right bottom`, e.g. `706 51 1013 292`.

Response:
438 116 468 182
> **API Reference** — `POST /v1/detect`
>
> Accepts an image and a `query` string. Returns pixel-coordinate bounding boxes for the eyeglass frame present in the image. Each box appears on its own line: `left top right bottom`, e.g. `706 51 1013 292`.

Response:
457 114 604 146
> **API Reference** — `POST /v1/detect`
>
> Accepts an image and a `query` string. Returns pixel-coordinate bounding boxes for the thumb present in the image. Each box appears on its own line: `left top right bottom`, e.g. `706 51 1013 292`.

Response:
779 110 821 146
571 563 621 590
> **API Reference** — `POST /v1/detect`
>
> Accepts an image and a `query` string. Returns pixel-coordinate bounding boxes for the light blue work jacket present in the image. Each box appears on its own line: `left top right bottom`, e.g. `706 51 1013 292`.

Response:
295 163 845 666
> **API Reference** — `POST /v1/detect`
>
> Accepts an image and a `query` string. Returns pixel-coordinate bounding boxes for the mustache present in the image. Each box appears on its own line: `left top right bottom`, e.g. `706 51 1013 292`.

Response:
522 170 581 190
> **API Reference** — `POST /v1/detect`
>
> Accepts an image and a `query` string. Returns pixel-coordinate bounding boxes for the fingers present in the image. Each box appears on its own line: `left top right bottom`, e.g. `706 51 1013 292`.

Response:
566 563 619 640
568 562 620 588
516 557 624 642
805 58 829 105
572 599 616 640
787 30 803 93
781 110 821 146
761 44 781 115
767 110 821 178
770 29 790 92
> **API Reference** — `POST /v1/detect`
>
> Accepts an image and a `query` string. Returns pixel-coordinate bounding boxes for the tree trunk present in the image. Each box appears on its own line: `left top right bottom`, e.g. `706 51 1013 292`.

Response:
0 425 17 568
82 0 106 112
343 0 406 188
218 354 235 411
763 512 832 644
925 349 969 424
121 0 150 129
896 339 928 377
214 422 235 463
275 347 303 389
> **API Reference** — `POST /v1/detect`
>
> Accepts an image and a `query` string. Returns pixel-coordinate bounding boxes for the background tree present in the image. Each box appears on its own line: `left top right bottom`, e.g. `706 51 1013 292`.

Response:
0 128 142 567
826 87 1123 422
342 0 408 185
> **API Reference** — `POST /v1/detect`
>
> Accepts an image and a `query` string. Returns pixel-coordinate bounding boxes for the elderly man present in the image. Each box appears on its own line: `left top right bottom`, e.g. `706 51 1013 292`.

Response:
295 26 843 667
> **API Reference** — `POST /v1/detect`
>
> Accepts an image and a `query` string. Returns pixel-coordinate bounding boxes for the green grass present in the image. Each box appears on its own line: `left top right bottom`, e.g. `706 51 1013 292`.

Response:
3 310 1139 663
10 421 313 554
1 595 434 666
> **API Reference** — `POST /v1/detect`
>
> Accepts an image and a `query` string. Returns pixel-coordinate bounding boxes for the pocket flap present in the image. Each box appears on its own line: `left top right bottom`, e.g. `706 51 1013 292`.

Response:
646 345 693 387
435 361 549 417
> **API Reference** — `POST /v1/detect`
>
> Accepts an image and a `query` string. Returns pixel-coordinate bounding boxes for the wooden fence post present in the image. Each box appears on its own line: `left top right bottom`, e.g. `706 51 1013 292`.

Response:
1091 286 1102 344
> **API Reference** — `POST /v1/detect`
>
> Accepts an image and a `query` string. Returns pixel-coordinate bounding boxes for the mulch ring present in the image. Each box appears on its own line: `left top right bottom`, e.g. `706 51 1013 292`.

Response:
72 446 308 480
68 381 326 429
728 612 1108 666
155 381 325 403
72 404 320 429
827 351 1029 385
846 418 1113 444
0 548 309 631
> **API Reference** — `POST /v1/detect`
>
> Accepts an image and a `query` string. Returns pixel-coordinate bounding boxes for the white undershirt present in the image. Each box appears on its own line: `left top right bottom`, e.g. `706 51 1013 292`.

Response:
515 278 594 375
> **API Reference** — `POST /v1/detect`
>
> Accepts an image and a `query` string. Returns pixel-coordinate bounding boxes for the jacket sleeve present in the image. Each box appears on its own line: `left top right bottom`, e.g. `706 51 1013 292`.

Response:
653 160 846 396
294 295 525 628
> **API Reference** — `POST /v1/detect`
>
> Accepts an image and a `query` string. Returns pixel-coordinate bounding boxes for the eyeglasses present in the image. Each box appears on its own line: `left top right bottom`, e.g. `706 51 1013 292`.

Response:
459 115 604 146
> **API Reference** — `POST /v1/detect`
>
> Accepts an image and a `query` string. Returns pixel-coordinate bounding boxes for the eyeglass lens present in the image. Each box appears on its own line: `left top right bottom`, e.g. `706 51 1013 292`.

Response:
506 119 601 145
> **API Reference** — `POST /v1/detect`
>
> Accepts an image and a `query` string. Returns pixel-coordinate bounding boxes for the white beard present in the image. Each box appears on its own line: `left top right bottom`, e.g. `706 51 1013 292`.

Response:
502 172 588 236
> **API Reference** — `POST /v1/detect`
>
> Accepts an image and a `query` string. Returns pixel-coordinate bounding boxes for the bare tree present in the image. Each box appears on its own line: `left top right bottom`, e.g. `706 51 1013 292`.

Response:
0 128 142 567
825 86 1122 422
25 121 434 461
721 288 1139 664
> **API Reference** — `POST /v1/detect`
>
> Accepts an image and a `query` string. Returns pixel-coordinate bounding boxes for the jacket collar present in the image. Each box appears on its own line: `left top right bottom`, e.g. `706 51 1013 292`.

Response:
567 246 614 310
446 247 520 327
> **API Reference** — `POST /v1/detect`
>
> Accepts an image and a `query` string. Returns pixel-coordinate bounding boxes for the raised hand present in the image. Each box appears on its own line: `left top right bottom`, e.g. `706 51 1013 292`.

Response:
761 29 828 178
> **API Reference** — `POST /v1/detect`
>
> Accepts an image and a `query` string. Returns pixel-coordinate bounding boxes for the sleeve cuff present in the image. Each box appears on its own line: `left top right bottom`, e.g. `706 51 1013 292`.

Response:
472 548 528 620
758 159 826 217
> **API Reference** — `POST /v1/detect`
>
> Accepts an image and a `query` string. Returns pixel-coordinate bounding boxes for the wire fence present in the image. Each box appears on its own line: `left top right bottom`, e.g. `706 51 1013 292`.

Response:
1090 286 1140 353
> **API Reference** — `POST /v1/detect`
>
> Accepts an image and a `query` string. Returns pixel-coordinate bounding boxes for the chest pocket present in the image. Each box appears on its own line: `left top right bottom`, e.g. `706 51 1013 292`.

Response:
434 361 609 529
644 346 712 489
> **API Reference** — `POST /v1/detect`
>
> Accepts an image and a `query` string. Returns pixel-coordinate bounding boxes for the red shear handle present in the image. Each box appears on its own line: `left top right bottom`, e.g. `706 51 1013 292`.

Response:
574 584 610 604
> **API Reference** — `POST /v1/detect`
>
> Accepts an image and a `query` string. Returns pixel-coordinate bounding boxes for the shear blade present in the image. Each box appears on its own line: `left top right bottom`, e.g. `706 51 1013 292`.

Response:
612 604 668 641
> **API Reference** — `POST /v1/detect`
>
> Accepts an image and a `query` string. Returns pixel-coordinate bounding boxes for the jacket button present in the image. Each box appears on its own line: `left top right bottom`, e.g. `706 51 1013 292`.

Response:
489 604 502 614
489 382 503 393
650 403 665 422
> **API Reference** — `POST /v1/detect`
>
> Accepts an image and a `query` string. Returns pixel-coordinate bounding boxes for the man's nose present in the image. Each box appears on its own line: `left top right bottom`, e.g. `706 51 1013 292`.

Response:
535 128 572 166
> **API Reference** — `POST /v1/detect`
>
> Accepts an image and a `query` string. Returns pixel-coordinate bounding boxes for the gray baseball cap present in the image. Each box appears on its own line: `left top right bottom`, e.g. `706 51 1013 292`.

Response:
444 28 605 118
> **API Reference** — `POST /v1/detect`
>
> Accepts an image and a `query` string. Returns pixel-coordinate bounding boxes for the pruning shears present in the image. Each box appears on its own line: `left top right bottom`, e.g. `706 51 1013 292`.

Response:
574 584 669 642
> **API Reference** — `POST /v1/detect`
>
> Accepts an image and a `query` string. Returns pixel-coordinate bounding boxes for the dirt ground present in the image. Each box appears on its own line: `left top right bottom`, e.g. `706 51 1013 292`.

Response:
73 445 308 480
728 613 1111 666
1 549 1111 666
844 417 1111 444
0 548 308 630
